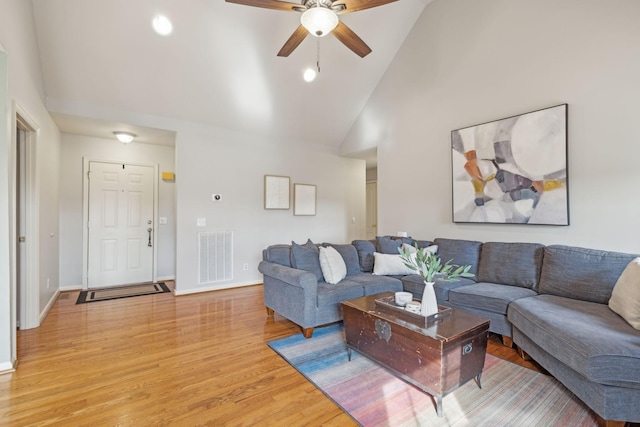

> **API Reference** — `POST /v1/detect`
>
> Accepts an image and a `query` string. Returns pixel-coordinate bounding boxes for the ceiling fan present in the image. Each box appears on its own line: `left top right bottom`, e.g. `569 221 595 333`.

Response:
225 0 399 58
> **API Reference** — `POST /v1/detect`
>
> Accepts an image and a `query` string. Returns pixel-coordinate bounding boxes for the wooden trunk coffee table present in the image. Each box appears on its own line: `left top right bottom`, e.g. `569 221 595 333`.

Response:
341 292 490 417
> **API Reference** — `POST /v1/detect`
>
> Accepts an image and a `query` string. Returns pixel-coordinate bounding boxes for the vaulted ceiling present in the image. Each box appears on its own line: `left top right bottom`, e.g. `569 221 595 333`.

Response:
31 0 430 150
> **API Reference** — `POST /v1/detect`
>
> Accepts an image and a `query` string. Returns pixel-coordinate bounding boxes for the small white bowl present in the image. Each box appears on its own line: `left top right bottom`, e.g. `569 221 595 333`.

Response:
395 291 413 307
405 301 421 313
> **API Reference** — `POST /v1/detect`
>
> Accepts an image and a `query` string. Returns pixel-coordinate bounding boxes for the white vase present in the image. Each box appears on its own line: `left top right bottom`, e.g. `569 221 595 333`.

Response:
421 281 439 316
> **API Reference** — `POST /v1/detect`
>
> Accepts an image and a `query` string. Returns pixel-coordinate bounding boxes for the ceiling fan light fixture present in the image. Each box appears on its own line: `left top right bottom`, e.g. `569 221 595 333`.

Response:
303 68 317 82
301 7 338 37
113 131 136 144
152 15 173 36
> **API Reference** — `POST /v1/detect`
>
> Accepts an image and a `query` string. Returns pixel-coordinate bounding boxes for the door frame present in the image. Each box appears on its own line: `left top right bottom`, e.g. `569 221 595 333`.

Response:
11 103 40 331
365 180 378 240
82 158 159 290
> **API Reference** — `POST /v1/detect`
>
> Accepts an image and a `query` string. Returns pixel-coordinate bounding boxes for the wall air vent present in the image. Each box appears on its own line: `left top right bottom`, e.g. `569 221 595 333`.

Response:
198 231 233 284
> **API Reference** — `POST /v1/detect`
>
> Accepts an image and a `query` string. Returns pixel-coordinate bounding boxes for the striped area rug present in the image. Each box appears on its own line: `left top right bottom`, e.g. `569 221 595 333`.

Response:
268 324 597 427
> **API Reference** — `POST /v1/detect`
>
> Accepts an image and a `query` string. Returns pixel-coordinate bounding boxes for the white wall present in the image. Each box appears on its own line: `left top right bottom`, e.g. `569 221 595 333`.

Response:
46 100 367 295
0 46 12 371
342 0 640 254
59 134 176 288
173 125 366 294
0 0 61 368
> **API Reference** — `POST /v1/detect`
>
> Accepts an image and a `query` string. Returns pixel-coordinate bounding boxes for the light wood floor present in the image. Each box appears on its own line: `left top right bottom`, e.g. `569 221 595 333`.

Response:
1 283 543 426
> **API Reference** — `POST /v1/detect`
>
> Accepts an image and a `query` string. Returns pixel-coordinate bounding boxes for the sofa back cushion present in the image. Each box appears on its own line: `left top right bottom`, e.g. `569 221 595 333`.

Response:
323 243 361 276
290 240 324 282
263 244 291 267
352 240 376 272
478 242 545 289
538 245 637 303
433 238 482 278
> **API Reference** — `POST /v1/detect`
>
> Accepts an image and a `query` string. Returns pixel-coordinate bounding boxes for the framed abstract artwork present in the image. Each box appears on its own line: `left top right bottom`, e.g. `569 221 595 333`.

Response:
451 104 569 225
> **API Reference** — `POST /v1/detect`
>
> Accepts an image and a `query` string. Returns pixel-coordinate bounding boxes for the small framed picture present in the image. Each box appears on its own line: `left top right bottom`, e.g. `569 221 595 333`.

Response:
293 184 316 216
264 175 290 210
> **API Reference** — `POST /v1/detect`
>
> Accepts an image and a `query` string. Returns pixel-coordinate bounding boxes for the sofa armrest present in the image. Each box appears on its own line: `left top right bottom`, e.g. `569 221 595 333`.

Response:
258 261 318 290
259 261 319 328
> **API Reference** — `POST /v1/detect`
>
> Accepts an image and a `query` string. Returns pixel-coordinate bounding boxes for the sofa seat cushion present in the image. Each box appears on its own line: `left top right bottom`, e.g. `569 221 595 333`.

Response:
316 280 364 307
449 283 537 315
401 275 475 301
477 242 544 289
508 294 640 388
347 273 403 295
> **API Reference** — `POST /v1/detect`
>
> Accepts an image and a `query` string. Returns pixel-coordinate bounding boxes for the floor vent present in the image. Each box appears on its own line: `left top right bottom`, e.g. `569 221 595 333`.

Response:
198 231 233 284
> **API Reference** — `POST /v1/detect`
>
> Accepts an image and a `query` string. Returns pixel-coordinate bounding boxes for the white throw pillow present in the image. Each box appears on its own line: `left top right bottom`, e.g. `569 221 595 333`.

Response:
401 243 439 255
401 243 417 254
318 246 347 285
609 257 640 330
372 252 416 276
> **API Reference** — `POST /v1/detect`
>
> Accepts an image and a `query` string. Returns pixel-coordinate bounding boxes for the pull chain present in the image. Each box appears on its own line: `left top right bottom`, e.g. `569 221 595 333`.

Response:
316 39 320 73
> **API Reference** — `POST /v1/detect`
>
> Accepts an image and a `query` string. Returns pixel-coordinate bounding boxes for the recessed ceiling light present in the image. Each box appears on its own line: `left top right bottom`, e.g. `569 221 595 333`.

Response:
152 15 173 36
303 68 317 83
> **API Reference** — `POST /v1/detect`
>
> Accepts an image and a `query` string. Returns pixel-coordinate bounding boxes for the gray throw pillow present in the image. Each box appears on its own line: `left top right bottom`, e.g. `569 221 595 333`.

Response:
352 240 376 272
377 236 412 254
290 239 324 281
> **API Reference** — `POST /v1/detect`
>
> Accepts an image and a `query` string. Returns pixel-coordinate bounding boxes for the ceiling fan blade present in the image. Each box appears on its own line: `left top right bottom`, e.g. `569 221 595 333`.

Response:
277 25 309 57
333 0 398 14
331 21 371 58
225 0 302 12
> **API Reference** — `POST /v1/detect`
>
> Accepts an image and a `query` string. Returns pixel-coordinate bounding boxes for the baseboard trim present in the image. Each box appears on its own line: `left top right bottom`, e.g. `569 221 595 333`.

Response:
173 280 262 296
157 276 175 282
59 285 83 292
40 289 61 325
0 361 16 375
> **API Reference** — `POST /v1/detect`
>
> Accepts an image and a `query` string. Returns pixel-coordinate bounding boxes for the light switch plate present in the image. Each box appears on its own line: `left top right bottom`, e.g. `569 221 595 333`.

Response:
159 217 168 225
197 218 206 227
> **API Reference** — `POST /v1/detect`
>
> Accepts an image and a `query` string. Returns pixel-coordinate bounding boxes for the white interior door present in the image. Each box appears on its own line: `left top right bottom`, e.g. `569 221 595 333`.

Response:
366 181 378 240
88 162 154 288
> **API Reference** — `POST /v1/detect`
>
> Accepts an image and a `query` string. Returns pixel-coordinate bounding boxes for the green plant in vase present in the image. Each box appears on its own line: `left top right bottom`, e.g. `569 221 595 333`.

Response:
399 245 475 316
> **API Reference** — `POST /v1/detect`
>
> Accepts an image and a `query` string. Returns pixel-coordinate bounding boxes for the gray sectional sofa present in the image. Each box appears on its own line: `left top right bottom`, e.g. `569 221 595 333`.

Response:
259 239 403 338
259 237 640 425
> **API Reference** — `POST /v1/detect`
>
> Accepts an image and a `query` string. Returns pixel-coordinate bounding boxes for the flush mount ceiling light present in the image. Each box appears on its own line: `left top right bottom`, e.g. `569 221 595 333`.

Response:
300 5 338 37
113 131 136 144
152 15 173 36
